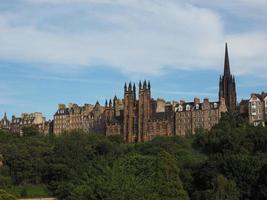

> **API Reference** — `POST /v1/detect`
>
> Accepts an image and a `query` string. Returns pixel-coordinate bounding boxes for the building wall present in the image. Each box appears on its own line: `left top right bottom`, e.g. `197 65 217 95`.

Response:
248 93 267 127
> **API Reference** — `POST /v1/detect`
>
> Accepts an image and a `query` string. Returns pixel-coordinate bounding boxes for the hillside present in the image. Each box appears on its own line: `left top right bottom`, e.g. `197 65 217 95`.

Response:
0 113 266 200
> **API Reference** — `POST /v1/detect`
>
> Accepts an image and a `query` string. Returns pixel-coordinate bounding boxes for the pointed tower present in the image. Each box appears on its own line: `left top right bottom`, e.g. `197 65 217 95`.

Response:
219 43 237 112
123 82 135 143
138 80 152 142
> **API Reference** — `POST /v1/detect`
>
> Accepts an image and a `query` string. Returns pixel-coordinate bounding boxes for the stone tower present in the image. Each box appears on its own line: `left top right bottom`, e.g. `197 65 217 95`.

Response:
219 43 237 112
123 82 136 143
138 80 152 142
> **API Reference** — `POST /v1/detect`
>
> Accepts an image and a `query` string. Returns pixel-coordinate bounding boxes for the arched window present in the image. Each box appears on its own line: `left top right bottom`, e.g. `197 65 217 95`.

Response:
196 104 199 109
178 105 183 112
214 103 218 108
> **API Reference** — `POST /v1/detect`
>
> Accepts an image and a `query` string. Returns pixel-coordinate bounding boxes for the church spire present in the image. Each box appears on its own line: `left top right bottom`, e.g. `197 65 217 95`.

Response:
224 43 231 77
219 43 237 112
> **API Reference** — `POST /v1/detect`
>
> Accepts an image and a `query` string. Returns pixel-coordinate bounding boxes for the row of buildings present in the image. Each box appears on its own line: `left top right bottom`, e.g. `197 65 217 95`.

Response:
0 44 266 142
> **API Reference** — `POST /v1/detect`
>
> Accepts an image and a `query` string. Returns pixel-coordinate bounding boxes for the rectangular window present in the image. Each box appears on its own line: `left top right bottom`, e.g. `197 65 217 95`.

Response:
251 102 257 116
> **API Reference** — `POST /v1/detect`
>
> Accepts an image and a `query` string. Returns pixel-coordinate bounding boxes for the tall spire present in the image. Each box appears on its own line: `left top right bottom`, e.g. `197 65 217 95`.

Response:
219 43 237 112
224 43 231 77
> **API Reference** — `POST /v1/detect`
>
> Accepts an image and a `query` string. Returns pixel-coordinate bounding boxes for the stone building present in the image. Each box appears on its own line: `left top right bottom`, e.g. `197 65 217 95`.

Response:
51 44 235 142
0 113 10 130
9 112 49 134
117 81 227 143
219 43 237 112
248 92 267 126
53 102 106 135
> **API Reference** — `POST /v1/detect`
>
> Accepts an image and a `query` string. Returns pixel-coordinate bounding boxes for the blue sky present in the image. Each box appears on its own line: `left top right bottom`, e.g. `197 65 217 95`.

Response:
0 0 267 120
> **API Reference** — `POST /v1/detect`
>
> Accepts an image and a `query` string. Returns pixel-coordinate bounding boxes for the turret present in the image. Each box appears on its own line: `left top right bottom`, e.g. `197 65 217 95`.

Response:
109 99 112 108
143 80 147 89
133 83 136 103
128 82 132 91
124 82 127 91
105 99 108 107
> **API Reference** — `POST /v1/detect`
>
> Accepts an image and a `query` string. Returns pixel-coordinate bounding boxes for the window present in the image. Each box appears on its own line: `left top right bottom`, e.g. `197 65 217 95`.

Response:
214 103 218 108
196 104 199 109
265 101 267 114
186 105 191 111
251 102 257 116
178 105 183 112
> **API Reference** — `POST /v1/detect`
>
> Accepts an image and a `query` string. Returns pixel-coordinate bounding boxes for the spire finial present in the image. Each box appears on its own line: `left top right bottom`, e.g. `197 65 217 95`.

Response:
148 81 151 90
105 99 108 107
128 82 132 91
114 95 117 100
143 80 147 89
224 43 231 77
124 82 127 91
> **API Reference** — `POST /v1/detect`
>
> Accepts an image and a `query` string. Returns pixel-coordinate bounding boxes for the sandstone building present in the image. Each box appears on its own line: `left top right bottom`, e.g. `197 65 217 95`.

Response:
0 113 10 131
0 112 51 135
1 44 238 142
53 102 106 135
247 92 267 127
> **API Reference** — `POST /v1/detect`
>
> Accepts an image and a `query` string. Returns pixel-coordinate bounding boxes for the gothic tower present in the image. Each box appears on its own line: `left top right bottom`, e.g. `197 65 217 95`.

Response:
138 80 152 142
219 43 237 112
123 82 136 143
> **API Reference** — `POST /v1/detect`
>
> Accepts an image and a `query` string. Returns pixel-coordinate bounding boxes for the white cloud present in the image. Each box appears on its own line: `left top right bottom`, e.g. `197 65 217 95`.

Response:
0 0 266 76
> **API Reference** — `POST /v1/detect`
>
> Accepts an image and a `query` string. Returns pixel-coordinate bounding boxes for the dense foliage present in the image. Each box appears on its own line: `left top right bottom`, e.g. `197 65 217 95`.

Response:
0 113 266 200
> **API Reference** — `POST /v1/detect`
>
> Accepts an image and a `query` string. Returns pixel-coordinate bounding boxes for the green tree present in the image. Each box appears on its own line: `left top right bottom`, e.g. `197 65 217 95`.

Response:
0 189 16 200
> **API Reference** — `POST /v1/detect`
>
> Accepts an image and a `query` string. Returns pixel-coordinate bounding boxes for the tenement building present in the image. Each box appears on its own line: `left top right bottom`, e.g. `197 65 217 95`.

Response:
1 44 237 142
247 92 267 127
0 112 50 135
53 102 107 135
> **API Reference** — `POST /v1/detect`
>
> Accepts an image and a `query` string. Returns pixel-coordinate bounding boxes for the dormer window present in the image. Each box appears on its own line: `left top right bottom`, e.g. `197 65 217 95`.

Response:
196 104 199 110
214 103 218 108
178 105 183 112
186 105 190 111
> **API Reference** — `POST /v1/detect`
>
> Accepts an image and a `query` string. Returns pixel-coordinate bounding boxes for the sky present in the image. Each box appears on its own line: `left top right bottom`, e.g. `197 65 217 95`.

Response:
0 0 267 120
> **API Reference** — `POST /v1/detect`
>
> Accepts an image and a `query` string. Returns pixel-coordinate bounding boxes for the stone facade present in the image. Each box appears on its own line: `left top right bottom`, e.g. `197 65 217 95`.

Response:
248 92 267 127
53 102 106 135
0 113 10 130
9 112 50 135
0 44 239 142
119 82 227 142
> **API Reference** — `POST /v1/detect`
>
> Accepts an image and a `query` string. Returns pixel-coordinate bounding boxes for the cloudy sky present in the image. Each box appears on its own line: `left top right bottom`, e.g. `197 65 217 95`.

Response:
0 0 266 119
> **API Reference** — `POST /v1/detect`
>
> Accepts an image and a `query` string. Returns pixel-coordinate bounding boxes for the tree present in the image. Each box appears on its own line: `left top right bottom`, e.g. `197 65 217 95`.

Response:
0 189 16 200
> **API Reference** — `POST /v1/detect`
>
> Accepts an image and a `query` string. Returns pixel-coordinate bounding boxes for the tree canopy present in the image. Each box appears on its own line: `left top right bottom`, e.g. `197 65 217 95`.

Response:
0 112 266 199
